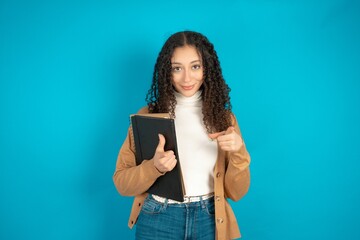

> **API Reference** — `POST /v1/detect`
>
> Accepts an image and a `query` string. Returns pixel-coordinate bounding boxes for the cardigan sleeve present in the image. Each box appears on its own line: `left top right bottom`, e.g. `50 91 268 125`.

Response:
224 114 251 201
113 107 164 196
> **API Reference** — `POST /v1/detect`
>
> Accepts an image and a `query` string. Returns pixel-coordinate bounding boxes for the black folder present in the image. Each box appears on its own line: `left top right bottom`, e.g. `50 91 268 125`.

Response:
130 114 185 202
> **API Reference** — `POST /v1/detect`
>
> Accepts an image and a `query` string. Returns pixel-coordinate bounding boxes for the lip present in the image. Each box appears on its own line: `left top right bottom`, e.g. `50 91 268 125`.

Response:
181 85 194 90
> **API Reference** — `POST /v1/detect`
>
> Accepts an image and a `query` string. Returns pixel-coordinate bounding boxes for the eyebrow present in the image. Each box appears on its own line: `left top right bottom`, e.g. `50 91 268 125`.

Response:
171 60 201 65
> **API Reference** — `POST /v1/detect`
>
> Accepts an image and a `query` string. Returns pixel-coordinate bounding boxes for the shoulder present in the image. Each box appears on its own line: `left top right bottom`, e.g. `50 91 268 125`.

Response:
137 106 149 114
229 111 238 126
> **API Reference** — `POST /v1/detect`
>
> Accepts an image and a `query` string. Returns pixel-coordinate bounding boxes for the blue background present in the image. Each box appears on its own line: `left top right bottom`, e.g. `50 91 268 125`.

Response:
1 0 359 239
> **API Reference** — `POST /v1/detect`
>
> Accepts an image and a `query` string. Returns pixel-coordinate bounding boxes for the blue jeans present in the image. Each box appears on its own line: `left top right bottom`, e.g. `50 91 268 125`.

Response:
135 194 215 240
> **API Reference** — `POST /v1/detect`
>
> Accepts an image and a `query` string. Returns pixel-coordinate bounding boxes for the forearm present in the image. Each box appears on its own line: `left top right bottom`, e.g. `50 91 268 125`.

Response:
224 145 251 201
113 159 163 196
113 125 163 196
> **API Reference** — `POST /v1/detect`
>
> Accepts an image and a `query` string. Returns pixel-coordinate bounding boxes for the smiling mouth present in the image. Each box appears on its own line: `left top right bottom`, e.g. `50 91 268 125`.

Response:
181 85 194 90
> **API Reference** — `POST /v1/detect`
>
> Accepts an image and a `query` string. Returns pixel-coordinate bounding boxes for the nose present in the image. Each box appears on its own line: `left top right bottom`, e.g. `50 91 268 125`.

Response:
183 69 191 83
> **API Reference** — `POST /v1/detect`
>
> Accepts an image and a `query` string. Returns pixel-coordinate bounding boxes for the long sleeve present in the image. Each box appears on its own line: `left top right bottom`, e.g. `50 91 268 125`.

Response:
113 108 164 196
224 114 251 201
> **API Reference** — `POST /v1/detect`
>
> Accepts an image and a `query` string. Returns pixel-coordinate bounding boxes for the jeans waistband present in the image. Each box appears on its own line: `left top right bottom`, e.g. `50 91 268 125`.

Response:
151 193 214 204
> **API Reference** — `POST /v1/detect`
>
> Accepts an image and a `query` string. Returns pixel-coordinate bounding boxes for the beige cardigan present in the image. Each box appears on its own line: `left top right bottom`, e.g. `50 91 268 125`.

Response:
113 107 251 240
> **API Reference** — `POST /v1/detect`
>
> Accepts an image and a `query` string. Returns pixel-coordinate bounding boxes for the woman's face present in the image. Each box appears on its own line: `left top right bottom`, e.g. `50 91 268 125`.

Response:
171 45 204 97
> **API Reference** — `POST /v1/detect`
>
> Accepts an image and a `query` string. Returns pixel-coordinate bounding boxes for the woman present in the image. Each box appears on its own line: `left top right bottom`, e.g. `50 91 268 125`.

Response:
113 31 251 240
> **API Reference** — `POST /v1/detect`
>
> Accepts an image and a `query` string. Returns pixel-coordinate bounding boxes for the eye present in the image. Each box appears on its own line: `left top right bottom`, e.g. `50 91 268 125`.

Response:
172 66 182 72
192 64 202 70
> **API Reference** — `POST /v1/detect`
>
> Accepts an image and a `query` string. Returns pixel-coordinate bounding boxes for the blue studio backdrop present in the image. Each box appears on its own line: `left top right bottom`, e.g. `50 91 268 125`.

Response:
1 0 359 239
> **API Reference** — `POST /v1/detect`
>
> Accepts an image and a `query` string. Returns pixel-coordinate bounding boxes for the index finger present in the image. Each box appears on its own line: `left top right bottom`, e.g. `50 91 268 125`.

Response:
208 131 226 140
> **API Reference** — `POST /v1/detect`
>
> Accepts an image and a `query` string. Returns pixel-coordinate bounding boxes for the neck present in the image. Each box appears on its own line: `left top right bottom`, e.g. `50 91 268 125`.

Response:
174 90 202 105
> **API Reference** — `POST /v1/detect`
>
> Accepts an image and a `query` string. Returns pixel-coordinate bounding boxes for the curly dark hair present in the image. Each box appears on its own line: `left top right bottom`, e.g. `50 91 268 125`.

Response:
146 31 232 133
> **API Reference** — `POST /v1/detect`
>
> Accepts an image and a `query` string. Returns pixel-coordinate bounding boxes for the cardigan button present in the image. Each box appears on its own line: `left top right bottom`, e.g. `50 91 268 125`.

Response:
216 172 221 178
215 196 221 201
216 218 224 224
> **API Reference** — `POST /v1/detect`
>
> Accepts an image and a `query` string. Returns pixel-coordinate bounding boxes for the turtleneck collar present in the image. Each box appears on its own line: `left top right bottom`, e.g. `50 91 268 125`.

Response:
174 90 202 106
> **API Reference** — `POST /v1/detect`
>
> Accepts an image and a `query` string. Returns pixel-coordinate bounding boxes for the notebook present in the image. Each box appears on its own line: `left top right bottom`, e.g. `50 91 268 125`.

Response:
131 113 185 202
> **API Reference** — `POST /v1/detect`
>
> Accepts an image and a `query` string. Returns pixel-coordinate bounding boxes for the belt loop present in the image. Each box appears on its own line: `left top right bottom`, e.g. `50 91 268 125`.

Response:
163 198 169 209
200 196 205 209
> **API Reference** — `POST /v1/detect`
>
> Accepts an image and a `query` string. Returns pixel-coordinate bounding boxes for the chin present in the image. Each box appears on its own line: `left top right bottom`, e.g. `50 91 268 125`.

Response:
181 91 196 97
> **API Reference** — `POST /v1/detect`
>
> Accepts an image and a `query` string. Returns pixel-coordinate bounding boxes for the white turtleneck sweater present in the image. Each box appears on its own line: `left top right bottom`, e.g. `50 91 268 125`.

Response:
174 90 218 196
